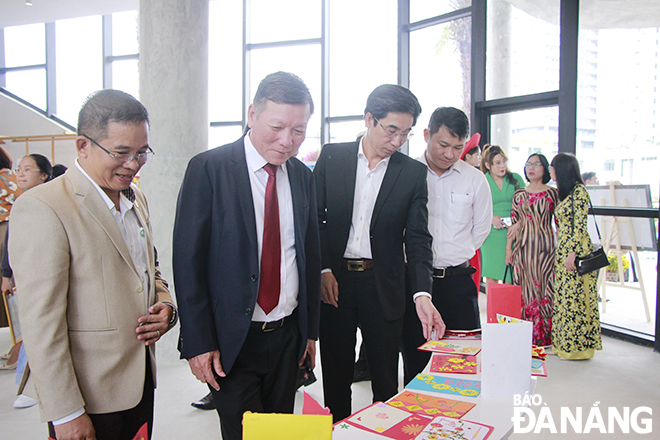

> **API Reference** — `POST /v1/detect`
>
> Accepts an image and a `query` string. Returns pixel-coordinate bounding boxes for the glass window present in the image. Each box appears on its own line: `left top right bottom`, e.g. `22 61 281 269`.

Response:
489 107 559 178
576 8 659 337
55 16 103 125
248 0 321 44
112 59 139 99
5 69 47 110
209 0 243 123
112 10 139 56
329 120 367 145
249 45 322 161
209 125 244 150
408 17 471 159
486 0 560 100
4 23 45 67
410 0 471 23
329 0 397 117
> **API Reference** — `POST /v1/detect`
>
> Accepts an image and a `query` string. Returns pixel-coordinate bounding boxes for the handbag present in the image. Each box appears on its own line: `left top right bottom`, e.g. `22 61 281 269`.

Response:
571 187 609 275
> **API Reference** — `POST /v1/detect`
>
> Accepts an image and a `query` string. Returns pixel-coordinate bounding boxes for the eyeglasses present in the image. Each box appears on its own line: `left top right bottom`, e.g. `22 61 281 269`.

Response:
82 135 155 165
13 167 42 175
525 162 543 168
374 117 414 141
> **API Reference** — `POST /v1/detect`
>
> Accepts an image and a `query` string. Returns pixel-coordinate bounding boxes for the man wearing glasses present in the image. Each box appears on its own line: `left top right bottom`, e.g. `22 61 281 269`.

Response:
314 84 445 422
9 89 175 440
401 107 492 385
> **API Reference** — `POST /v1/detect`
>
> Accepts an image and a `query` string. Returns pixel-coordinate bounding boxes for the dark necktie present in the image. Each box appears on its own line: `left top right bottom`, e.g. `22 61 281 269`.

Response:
257 163 281 314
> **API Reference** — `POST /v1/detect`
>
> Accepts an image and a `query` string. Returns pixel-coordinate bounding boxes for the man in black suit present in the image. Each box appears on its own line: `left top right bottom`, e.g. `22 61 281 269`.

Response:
314 84 445 422
173 72 321 440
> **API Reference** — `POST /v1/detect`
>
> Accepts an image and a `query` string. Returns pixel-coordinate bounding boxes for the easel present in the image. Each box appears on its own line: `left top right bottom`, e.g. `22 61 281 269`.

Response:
597 184 651 322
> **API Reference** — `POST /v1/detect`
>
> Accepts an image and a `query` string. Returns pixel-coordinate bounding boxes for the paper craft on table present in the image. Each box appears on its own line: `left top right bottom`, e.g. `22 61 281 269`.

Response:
532 345 547 360
531 359 547 377
417 340 481 356
406 374 481 397
496 313 528 324
387 390 476 419
430 353 478 375
414 416 493 440
344 402 433 440
333 421 391 439
442 329 482 340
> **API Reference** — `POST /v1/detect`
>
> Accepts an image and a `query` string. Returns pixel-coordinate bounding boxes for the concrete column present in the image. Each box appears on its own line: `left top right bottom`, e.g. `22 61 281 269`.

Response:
138 0 209 358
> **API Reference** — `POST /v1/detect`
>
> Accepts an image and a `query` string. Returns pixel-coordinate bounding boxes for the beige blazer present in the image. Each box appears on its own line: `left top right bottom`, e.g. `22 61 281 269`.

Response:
9 164 171 422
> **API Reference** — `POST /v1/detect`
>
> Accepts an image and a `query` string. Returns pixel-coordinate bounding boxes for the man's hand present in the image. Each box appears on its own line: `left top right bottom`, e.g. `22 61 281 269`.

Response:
298 339 316 369
53 413 96 440
321 272 339 307
415 296 446 340
135 302 172 346
189 350 224 391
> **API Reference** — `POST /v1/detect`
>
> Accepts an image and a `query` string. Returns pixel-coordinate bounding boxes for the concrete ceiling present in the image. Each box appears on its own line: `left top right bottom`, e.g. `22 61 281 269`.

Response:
0 0 138 29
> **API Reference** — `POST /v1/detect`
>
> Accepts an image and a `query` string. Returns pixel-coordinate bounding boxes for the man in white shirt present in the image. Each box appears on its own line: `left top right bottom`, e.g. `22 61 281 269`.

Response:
401 107 492 384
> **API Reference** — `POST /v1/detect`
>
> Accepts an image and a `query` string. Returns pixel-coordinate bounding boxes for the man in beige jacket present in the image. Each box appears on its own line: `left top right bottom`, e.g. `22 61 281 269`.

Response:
9 90 175 440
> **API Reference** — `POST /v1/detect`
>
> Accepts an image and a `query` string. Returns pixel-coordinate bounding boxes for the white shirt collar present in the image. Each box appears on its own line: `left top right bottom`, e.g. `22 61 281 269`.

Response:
75 158 132 212
357 137 391 167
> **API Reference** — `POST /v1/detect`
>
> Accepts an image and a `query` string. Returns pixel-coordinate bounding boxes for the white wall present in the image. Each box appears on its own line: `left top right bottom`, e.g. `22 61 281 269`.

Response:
0 93 78 167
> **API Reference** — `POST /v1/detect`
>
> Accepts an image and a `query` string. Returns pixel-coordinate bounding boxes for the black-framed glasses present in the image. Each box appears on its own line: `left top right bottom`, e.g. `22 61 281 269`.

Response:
82 134 154 165
373 117 414 141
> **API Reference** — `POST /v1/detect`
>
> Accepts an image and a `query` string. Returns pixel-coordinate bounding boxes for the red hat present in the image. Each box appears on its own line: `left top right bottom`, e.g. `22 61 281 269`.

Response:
460 133 481 160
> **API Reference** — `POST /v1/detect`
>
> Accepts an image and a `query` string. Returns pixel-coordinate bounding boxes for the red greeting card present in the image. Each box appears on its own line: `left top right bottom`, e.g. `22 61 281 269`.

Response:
387 390 475 419
430 353 478 375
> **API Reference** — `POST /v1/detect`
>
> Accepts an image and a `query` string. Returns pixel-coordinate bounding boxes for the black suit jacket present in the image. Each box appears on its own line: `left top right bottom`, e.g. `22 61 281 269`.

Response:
173 136 321 374
314 140 433 321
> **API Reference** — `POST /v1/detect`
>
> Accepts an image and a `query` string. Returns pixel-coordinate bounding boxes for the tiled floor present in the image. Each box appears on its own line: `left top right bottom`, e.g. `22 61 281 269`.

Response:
1 292 658 439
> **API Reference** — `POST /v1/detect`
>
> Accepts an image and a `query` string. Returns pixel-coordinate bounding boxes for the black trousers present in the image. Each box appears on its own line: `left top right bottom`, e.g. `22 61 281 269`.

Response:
401 272 481 385
320 268 403 422
211 316 301 440
48 352 154 440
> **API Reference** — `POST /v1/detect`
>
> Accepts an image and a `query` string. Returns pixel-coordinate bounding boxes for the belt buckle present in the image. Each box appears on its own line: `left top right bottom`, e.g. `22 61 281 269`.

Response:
347 260 365 271
434 267 446 278
262 322 275 332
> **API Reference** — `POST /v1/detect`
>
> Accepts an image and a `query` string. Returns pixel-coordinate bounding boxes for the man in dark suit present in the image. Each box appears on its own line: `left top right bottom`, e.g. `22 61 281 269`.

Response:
314 84 445 422
173 72 321 440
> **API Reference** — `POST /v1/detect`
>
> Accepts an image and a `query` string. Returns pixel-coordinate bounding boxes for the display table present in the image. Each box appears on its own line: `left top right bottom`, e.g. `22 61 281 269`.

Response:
332 339 537 440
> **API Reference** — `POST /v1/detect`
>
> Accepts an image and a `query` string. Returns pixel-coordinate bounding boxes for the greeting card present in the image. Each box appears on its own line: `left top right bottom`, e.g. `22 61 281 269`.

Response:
430 353 478 375
344 402 432 440
406 374 481 398
414 416 493 440
387 390 476 418
531 359 547 377
417 340 481 356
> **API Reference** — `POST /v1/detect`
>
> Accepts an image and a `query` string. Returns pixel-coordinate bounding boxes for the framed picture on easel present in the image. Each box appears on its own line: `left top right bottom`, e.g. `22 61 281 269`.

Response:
2 288 21 346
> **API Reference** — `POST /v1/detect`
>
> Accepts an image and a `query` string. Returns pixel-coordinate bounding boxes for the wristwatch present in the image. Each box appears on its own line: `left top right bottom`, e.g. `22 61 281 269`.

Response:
162 301 178 327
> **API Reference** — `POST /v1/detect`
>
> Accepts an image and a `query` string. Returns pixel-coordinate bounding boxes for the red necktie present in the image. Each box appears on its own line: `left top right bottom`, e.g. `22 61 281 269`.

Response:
257 163 281 314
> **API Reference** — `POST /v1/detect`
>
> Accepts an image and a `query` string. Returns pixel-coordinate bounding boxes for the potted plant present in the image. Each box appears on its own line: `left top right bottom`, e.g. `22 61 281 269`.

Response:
606 252 630 282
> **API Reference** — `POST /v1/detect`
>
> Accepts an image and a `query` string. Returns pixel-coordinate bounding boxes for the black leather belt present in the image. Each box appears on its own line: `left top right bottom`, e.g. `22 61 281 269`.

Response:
343 259 374 271
250 317 287 332
433 261 476 278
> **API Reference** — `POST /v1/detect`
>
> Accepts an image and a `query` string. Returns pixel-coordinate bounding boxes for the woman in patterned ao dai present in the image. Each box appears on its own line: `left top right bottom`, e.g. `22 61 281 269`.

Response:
549 153 602 360
505 154 557 347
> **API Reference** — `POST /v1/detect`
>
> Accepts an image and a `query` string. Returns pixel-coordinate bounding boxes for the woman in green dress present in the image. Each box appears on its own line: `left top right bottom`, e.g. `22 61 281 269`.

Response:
549 153 602 360
480 145 525 284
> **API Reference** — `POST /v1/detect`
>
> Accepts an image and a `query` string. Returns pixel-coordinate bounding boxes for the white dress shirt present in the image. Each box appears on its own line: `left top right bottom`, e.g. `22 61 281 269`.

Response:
343 138 390 259
244 132 299 322
418 154 493 268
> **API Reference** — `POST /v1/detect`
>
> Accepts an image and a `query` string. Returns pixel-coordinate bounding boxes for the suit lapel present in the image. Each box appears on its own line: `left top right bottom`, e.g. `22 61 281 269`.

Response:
231 138 259 253
342 142 359 216
70 167 139 277
371 151 403 229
